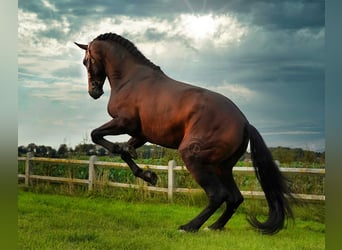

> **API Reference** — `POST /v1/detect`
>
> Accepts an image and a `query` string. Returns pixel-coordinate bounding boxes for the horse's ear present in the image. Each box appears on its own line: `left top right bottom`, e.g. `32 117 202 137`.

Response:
74 42 88 50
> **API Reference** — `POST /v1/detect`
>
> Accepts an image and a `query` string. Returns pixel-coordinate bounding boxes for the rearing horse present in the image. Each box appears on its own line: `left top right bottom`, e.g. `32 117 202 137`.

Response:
75 32 293 234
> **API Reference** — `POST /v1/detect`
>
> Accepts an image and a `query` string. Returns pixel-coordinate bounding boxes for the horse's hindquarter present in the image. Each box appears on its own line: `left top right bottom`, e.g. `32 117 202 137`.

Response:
180 89 248 162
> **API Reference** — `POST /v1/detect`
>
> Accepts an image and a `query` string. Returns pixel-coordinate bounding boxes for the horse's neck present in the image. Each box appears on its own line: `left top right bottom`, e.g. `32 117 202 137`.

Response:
107 63 156 91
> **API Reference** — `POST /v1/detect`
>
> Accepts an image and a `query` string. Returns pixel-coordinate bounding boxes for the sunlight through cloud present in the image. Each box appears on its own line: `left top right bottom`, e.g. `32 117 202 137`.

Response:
182 14 217 40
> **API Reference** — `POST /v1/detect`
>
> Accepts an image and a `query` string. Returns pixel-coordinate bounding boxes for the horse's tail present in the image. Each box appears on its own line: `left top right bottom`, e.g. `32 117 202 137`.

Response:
247 123 294 234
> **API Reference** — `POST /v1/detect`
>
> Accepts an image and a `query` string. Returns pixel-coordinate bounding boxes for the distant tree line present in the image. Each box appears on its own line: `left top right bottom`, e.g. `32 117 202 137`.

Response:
18 143 103 158
268 146 325 165
17 143 179 160
18 143 324 165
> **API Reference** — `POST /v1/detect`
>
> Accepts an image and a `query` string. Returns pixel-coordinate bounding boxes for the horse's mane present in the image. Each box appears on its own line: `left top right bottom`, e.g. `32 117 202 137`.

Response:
94 33 161 71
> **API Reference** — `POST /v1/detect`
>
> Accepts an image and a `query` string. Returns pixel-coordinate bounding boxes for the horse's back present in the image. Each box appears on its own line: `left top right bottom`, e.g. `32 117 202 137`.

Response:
170 80 247 134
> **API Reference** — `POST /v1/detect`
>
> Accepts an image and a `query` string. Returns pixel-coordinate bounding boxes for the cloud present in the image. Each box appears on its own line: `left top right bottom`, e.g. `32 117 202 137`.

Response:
208 81 257 102
41 0 58 12
18 8 70 42
28 82 85 102
249 1 325 30
70 13 247 52
18 9 47 41
174 14 248 48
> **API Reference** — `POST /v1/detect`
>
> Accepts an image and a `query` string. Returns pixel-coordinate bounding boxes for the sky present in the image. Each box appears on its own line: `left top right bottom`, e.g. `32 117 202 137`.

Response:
18 0 325 152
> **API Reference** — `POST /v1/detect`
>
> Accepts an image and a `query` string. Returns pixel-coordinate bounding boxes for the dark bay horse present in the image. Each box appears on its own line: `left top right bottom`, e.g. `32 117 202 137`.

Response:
75 32 293 234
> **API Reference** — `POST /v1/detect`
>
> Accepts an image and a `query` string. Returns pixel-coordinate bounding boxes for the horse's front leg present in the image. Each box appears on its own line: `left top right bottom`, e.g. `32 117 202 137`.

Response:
120 137 158 185
90 119 136 158
119 136 147 159
91 120 157 185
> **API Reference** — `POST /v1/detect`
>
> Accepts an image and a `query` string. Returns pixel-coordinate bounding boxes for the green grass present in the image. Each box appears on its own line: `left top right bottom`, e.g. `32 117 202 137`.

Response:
18 191 325 250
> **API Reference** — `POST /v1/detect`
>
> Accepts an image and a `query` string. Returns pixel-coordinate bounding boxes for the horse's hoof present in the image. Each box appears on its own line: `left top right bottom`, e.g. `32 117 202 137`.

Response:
143 170 158 186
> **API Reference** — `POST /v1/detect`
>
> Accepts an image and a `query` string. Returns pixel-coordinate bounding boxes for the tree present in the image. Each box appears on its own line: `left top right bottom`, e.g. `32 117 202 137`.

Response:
18 145 27 156
27 143 37 154
74 143 96 155
163 148 183 165
37 145 47 157
57 144 68 157
303 150 316 163
46 146 57 158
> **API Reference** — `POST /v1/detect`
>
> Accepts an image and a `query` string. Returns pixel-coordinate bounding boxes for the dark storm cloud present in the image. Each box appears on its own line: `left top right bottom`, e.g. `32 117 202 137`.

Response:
239 1 324 30
20 0 180 19
19 1 49 15
19 0 325 28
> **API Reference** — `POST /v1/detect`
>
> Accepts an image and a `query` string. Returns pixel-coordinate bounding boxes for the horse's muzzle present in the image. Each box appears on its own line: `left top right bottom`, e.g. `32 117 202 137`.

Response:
89 87 104 99
89 81 104 99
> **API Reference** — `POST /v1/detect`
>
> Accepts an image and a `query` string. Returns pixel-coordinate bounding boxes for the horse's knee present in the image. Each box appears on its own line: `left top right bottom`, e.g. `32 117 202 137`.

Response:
90 129 101 143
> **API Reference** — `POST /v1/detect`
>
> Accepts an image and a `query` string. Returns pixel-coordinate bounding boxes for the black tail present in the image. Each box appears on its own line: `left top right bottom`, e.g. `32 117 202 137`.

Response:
247 124 294 234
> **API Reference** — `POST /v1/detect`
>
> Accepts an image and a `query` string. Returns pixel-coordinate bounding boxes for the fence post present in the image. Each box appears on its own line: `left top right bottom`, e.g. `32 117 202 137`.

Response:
168 160 176 202
88 155 97 191
25 152 33 186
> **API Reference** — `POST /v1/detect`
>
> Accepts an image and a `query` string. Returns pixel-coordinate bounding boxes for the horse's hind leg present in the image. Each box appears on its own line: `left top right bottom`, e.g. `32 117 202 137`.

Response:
209 138 248 230
178 167 228 232
209 169 243 230
178 151 229 231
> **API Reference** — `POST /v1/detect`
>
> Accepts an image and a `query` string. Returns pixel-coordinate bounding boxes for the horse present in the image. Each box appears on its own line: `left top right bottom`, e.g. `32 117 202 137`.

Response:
75 32 294 234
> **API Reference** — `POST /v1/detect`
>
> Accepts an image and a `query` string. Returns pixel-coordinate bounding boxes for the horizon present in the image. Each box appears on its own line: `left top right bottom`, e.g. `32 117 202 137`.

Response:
17 141 325 154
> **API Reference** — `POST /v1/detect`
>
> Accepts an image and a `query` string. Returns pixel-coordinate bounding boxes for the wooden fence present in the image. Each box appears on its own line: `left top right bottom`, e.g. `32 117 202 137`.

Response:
18 153 325 201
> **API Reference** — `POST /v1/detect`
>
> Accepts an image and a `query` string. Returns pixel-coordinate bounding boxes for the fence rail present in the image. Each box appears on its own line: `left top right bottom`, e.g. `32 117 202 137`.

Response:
18 154 325 201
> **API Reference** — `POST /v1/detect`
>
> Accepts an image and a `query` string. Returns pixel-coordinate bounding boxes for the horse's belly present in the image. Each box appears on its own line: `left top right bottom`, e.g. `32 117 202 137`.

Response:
142 125 184 149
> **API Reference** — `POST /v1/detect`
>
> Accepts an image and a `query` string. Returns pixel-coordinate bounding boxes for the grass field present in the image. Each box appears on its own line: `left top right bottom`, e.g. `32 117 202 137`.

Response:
18 191 325 249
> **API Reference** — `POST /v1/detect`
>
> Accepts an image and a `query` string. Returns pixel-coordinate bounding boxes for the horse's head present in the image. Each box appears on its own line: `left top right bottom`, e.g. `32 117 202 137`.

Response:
75 41 106 99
